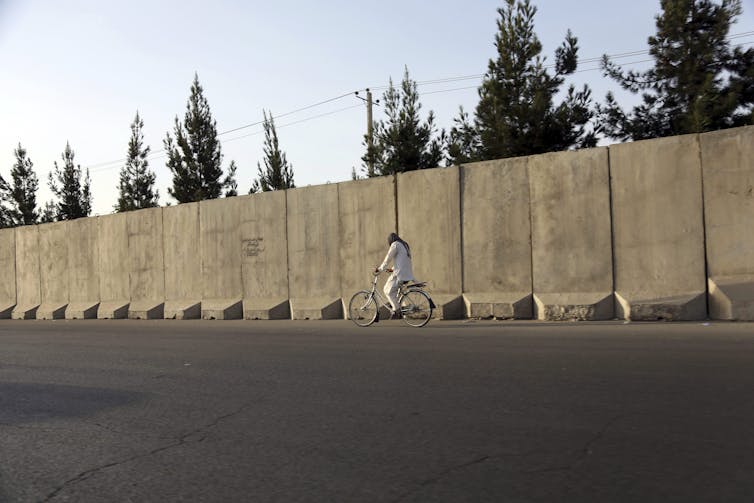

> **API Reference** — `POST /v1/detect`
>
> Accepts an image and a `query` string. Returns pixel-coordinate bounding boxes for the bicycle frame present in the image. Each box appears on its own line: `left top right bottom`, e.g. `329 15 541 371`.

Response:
366 272 432 311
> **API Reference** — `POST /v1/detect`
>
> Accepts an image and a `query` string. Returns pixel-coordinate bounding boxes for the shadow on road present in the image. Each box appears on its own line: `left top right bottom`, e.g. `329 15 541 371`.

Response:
0 382 142 425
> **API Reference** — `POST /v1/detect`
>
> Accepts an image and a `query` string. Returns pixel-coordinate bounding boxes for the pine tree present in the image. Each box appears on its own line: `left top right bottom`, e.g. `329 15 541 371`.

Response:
164 73 226 203
251 111 295 192
600 0 753 140
48 142 92 221
39 201 56 224
115 112 158 212
362 67 445 176
10 144 39 225
249 179 260 194
224 160 238 197
448 0 595 165
446 107 481 165
0 173 12 228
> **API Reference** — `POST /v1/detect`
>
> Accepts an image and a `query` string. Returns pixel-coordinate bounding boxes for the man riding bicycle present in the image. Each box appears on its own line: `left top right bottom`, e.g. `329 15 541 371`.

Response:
375 232 414 319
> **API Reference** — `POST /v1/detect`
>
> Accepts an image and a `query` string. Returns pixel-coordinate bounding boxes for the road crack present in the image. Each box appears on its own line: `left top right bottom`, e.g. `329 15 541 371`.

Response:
391 455 490 503
41 403 252 502
392 414 632 502
522 413 632 475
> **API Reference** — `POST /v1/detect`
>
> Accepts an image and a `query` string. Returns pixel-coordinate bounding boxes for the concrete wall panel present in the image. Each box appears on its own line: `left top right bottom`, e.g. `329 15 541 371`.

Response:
97 213 130 318
701 126 754 319
529 148 613 320
200 197 243 319
66 217 100 318
461 158 532 318
127 207 165 319
339 176 396 316
38 221 69 319
0 228 16 317
611 134 706 320
163 202 201 319
0 126 747 325
397 167 463 318
13 225 40 319
240 191 290 319
287 184 342 319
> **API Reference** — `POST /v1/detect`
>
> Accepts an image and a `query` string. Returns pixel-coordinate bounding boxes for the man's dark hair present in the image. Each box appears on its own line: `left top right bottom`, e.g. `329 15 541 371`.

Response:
388 232 411 258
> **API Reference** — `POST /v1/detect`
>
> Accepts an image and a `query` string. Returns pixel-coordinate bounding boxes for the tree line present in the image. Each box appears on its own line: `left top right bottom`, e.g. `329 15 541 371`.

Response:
1 0 751 227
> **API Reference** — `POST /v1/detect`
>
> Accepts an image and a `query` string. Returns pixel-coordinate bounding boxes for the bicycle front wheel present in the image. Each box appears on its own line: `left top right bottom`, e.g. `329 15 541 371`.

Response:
400 290 432 327
348 290 378 327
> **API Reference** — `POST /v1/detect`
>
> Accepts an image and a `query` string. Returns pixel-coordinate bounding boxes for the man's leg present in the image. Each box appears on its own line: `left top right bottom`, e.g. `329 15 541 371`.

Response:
383 275 401 316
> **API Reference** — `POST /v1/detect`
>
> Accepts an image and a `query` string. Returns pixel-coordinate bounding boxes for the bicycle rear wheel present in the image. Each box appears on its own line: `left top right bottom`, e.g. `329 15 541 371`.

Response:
400 290 432 327
348 291 378 327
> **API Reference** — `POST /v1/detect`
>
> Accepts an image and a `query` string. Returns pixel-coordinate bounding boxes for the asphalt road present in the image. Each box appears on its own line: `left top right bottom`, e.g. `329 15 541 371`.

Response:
0 319 753 502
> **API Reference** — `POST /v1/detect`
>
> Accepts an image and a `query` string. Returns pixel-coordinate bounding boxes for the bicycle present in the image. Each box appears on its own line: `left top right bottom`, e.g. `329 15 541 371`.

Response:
348 270 435 327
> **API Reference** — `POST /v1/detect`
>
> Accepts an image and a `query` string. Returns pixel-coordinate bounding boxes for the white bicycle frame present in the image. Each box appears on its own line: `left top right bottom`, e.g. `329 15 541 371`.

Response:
368 272 430 313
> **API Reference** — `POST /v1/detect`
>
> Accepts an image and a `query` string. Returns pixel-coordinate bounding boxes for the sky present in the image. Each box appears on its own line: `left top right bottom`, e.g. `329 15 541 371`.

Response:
1 0 753 215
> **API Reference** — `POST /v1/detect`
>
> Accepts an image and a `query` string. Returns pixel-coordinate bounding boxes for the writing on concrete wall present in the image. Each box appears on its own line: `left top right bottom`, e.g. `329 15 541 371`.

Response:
243 238 264 257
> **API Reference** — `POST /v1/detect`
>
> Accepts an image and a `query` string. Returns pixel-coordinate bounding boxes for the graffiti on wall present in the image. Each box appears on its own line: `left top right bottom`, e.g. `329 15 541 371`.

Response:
243 238 264 257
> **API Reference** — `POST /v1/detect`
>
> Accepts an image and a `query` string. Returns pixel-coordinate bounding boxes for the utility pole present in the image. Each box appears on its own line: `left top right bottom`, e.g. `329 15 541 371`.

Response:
366 88 374 177
355 88 378 177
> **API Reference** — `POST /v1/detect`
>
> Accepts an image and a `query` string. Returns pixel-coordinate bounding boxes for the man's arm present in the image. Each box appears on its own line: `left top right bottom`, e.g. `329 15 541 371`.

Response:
376 242 398 272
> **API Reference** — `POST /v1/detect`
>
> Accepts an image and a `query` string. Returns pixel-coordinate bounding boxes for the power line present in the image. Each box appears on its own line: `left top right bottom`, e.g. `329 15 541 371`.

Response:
85 93 359 173
83 31 754 174
218 104 364 144
368 30 754 91
575 58 655 74
420 85 479 96
218 91 355 136
87 103 365 173
413 38 752 98
728 30 754 39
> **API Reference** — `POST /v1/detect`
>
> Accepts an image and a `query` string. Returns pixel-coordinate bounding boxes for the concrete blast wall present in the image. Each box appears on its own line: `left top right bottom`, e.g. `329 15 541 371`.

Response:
38 221 70 319
611 134 706 320
97 213 130 318
3 125 752 323
241 191 290 320
287 184 342 319
200 197 243 319
529 148 614 320
0 228 16 318
701 126 754 320
66 217 100 319
127 207 165 319
163 202 201 319
13 225 41 319
339 176 397 319
398 167 463 318
461 158 532 319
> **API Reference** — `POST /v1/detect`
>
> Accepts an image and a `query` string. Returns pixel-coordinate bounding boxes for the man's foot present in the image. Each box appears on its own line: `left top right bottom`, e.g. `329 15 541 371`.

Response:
389 311 402 320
